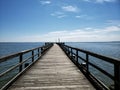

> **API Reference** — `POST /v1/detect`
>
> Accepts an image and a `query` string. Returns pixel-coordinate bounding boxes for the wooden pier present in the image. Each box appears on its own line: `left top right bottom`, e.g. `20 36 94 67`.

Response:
8 44 95 90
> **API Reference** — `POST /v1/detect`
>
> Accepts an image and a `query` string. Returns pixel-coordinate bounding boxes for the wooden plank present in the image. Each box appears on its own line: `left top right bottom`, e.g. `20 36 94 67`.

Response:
8 44 95 90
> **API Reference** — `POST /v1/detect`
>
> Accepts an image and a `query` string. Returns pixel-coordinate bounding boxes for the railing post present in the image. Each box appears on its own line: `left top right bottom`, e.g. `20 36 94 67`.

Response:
67 47 70 55
63 45 65 51
76 50 78 64
41 47 43 54
71 48 72 57
44 45 46 52
38 48 40 57
67 47 69 54
114 64 120 90
86 53 89 73
64 46 67 53
19 53 23 72
32 50 34 62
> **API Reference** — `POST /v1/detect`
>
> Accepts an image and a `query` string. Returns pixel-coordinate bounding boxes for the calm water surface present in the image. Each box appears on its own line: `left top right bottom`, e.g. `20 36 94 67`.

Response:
0 42 44 57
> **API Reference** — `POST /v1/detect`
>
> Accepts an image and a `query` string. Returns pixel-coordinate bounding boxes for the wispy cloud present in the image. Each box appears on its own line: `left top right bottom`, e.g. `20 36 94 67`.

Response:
51 6 80 18
75 15 87 18
40 0 51 5
82 0 116 3
75 15 93 20
62 5 79 13
22 25 120 42
96 0 116 3
49 30 68 34
106 20 120 26
103 26 120 32
3 25 119 42
50 12 67 18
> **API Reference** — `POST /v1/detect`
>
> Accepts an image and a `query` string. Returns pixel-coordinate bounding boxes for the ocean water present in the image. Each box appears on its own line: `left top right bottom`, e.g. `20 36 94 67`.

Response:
65 42 120 87
0 42 44 57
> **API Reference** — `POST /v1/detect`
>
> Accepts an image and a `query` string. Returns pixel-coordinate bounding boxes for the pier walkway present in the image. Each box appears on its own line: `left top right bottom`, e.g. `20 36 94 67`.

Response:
8 44 95 90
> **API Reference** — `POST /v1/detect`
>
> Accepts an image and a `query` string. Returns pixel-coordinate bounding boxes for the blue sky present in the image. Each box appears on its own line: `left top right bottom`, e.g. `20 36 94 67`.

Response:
0 0 120 42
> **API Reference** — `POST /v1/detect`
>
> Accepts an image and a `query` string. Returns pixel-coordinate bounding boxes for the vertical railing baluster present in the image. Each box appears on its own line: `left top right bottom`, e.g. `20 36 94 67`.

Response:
65 46 67 53
32 50 34 62
63 46 65 52
67 47 69 55
64 46 66 53
68 47 70 55
41 47 43 54
67 47 69 54
114 64 120 90
66 47 68 54
71 48 72 57
19 53 23 72
86 53 89 73
76 50 78 64
38 48 40 58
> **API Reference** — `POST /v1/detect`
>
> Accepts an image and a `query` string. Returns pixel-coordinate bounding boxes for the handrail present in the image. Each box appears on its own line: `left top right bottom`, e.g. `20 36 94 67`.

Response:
0 43 53 90
0 46 42 63
58 43 120 90
64 45 120 64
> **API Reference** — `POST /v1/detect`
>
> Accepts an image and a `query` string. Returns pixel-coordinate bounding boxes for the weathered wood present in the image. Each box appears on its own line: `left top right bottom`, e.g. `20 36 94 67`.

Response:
8 44 95 90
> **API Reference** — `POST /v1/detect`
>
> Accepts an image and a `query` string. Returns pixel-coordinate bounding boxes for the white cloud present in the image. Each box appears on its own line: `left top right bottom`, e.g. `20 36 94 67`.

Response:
57 15 66 18
40 0 51 5
21 25 120 42
51 6 80 18
82 0 116 3
8 25 119 42
75 15 94 20
50 12 66 18
49 30 68 34
83 0 91 2
62 5 79 13
75 15 87 18
104 26 120 32
75 16 82 18
85 27 93 30
106 20 120 26
96 0 116 3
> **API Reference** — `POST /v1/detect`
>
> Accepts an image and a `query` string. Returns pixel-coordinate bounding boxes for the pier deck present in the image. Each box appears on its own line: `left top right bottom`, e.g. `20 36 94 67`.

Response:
8 44 95 90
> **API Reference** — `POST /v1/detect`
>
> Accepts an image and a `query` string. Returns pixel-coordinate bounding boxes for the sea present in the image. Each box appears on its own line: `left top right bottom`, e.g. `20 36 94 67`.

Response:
0 42 120 89
0 42 44 57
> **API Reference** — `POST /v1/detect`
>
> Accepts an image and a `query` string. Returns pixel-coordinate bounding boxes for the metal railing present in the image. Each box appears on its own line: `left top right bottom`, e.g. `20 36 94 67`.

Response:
58 43 120 90
0 43 53 90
